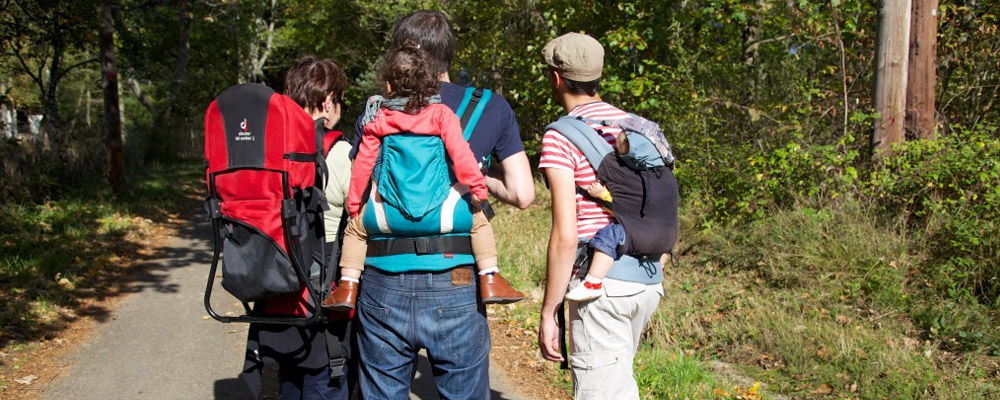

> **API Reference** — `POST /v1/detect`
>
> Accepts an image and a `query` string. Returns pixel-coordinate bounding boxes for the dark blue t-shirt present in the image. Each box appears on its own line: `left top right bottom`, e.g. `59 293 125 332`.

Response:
351 82 524 164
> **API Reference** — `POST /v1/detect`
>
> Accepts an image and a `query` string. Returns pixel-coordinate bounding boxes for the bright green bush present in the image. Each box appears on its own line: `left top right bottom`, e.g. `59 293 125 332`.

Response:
865 126 1000 352
685 135 861 225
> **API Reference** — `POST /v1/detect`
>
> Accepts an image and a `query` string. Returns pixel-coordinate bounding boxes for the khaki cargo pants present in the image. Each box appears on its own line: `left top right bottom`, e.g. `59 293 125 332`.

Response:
568 278 663 400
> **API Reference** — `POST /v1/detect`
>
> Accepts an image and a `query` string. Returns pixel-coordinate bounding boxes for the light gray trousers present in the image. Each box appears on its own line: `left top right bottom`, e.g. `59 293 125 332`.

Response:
568 278 663 400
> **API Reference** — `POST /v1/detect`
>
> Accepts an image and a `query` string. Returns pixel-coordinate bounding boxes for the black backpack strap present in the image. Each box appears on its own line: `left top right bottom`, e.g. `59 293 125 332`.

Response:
324 323 347 378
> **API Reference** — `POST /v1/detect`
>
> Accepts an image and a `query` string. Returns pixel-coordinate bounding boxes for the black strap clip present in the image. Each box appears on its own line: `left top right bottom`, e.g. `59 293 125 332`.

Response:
204 197 223 220
281 199 299 219
328 357 347 378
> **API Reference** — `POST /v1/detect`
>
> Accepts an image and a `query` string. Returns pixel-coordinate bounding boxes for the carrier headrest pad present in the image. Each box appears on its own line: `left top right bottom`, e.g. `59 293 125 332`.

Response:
216 83 275 169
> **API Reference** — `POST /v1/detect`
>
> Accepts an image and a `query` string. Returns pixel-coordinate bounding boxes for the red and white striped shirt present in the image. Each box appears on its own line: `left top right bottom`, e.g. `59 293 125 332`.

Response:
538 101 630 239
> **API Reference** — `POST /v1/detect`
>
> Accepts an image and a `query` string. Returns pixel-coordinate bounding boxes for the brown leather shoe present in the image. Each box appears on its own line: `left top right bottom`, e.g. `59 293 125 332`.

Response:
479 273 525 304
321 280 358 312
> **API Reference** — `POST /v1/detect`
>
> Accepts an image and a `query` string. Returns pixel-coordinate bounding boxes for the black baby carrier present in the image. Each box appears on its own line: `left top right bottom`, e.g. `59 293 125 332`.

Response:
546 113 680 259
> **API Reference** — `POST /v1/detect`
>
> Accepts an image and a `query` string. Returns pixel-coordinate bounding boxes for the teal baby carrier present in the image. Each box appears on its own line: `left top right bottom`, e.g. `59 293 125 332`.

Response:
361 87 492 272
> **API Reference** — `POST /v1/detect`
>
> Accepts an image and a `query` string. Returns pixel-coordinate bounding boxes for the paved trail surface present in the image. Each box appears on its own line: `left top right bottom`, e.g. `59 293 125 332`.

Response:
38 217 530 400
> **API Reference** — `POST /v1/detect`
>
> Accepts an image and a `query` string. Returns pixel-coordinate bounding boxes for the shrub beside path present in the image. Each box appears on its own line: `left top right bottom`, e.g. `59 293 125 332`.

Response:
33 214 536 400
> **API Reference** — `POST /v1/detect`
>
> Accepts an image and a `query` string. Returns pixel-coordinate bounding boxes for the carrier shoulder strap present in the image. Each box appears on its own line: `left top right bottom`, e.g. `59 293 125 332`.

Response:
322 130 345 156
455 87 497 220
546 116 617 209
545 116 615 171
455 87 492 141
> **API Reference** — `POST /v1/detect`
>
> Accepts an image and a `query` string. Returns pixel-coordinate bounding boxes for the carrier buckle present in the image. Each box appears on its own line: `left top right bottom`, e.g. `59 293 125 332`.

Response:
414 237 430 254
328 357 347 378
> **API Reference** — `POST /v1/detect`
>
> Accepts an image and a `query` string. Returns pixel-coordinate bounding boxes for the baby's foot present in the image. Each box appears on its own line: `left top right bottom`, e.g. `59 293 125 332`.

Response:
566 277 604 302
322 278 358 312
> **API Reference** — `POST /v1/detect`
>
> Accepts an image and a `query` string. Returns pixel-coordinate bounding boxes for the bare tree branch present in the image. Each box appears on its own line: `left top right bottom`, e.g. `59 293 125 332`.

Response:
127 77 155 113
62 57 99 74
8 41 44 92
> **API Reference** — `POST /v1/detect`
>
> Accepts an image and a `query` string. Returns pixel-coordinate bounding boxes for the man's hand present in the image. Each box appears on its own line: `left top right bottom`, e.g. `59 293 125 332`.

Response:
538 312 564 362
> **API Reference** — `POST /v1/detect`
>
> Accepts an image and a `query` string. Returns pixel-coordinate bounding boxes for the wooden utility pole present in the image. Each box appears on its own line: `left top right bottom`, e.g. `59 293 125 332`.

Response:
99 0 124 195
873 0 912 154
905 0 937 139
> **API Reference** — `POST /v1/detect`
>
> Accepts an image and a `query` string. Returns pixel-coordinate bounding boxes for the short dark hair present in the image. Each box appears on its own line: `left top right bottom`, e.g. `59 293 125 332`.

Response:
381 42 441 113
391 10 455 77
565 77 601 96
284 56 347 111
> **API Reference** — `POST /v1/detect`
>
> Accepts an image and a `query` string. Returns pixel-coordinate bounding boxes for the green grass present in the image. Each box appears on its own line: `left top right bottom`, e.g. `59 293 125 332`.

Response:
492 181 1000 399
670 195 1000 399
0 161 201 350
635 348 720 399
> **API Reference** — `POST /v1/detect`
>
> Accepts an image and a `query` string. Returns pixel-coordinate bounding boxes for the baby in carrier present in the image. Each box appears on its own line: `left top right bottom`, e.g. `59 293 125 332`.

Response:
321 42 524 311
565 123 678 302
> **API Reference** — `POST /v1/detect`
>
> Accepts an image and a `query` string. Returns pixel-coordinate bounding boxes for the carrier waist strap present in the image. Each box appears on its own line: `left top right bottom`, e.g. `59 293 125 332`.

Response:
367 236 473 257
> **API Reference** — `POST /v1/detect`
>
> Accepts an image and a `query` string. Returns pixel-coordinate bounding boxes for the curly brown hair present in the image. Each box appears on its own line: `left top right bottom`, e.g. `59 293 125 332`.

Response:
381 42 440 113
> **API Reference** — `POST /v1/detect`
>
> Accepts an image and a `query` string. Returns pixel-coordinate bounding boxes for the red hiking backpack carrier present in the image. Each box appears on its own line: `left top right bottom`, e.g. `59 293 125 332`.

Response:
203 83 329 325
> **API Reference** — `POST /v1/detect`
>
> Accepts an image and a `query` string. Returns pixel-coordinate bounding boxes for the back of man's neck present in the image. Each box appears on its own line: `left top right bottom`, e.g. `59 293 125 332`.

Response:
438 72 451 83
563 94 603 113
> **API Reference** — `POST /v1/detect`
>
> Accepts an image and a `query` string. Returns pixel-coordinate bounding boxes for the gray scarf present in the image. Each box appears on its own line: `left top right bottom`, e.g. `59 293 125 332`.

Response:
360 94 442 127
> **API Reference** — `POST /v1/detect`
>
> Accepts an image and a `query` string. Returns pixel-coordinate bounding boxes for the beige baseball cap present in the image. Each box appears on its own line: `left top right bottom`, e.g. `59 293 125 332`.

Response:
542 33 604 82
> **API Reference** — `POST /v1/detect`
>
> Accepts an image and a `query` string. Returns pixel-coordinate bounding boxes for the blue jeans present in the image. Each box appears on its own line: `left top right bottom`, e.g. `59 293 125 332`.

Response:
356 266 491 400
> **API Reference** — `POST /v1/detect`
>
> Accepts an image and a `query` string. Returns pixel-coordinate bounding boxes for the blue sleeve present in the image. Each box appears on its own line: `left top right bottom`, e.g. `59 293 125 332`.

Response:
349 114 364 160
490 96 525 162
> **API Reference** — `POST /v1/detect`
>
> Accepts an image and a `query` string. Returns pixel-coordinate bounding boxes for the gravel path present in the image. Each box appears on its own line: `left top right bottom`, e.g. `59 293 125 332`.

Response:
38 216 531 400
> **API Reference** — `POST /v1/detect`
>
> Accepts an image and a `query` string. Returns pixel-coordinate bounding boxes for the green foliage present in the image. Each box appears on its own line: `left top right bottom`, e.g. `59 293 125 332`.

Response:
864 126 1000 352
1 0 999 396
689 136 861 224
0 161 200 348
655 197 1000 399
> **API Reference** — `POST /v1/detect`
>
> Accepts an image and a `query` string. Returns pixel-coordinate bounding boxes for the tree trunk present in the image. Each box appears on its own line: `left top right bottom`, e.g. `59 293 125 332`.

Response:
147 0 191 161
163 0 191 121
905 0 937 139
873 0 912 155
86 86 92 127
245 0 278 83
1 103 12 139
742 0 767 97
99 0 124 196
40 34 67 150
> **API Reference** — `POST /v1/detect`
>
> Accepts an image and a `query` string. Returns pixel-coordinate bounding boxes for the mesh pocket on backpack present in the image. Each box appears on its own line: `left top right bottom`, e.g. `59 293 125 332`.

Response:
220 221 300 302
